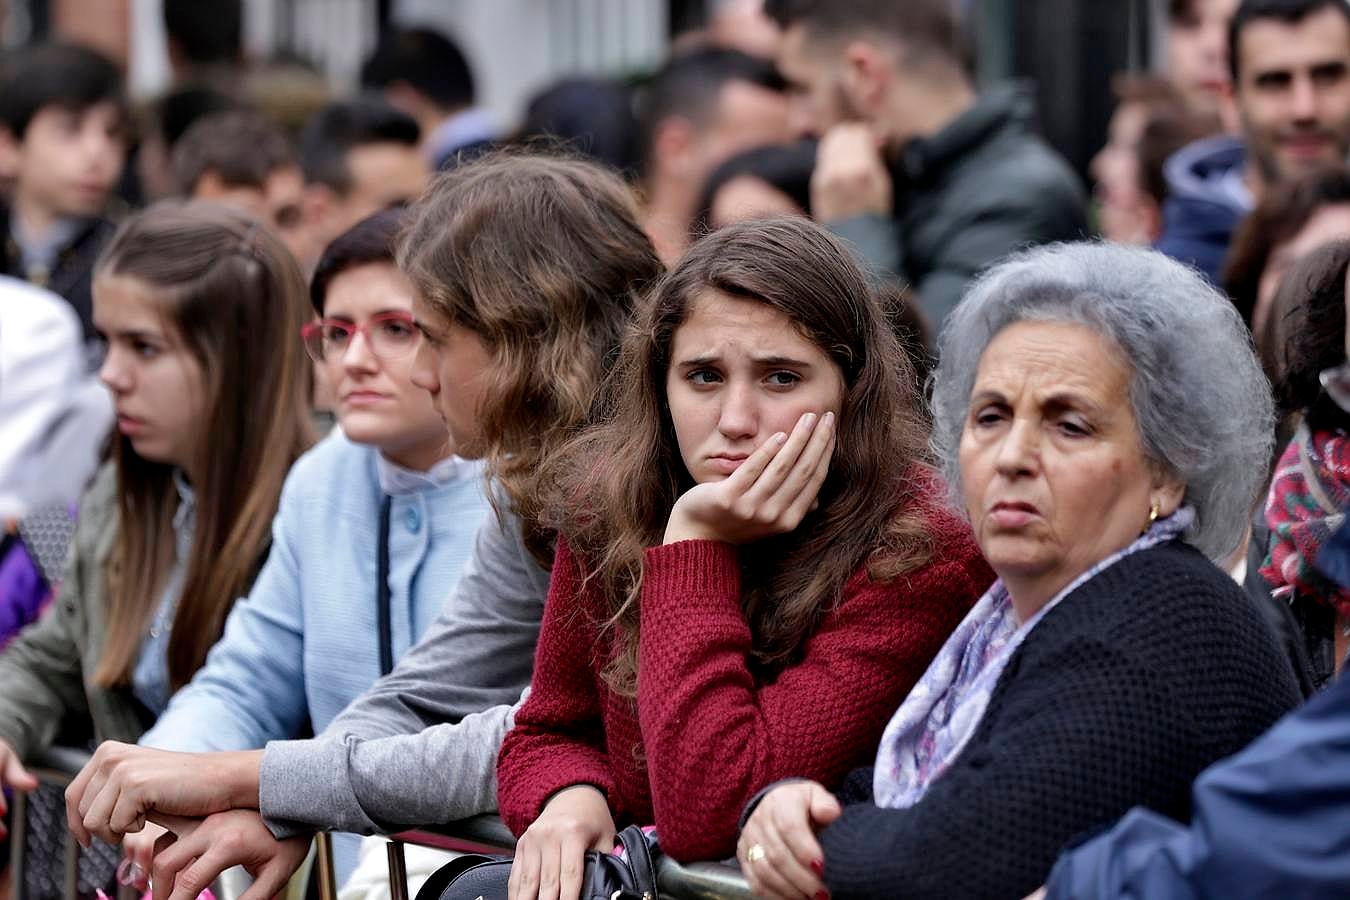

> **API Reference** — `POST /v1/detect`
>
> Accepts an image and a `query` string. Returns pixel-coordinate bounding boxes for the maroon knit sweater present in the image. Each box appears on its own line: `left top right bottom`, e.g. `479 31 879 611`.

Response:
497 488 994 862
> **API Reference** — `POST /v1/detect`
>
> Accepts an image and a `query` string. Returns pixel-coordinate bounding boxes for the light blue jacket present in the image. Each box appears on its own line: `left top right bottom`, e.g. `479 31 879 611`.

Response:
140 429 490 752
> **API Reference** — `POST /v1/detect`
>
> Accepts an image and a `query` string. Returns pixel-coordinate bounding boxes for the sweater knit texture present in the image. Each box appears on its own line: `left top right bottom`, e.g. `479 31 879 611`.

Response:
496 485 994 862
816 540 1302 900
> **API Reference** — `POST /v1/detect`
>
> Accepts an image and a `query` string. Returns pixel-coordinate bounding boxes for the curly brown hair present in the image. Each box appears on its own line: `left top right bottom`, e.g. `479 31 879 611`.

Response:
398 151 664 565
549 216 936 695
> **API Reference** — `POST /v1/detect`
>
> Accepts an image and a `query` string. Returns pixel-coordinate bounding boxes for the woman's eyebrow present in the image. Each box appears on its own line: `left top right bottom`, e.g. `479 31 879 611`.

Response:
109 328 164 343
1039 391 1110 419
751 354 814 368
675 354 720 367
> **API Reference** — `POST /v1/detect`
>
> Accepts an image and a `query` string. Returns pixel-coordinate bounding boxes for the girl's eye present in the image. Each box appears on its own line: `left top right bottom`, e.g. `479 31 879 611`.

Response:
132 340 160 359
322 325 353 344
766 371 801 387
379 320 416 340
687 369 721 385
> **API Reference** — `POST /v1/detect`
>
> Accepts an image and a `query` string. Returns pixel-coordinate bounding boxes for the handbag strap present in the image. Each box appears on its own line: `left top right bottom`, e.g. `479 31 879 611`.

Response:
614 826 660 899
412 853 499 900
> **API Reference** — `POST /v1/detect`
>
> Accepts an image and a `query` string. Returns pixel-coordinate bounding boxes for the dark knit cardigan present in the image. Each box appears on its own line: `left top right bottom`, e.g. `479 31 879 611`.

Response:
815 540 1302 900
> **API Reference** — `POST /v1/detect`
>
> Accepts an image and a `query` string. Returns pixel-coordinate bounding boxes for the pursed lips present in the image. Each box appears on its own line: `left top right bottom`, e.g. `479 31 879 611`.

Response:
706 452 750 474
988 500 1042 528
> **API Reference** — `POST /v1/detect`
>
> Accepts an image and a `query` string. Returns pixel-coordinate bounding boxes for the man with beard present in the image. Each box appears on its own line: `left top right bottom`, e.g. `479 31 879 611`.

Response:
765 0 1086 329
1157 0 1350 283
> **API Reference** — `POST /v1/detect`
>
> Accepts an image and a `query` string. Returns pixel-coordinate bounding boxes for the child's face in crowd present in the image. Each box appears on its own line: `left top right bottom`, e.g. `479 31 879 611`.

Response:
337 143 429 228
1167 0 1238 116
408 293 495 460
321 262 449 469
5 100 125 218
665 290 844 484
94 273 207 476
305 144 430 268
193 165 311 269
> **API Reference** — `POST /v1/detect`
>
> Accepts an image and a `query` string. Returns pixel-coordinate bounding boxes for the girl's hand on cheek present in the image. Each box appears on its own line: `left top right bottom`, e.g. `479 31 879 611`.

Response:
664 410 835 546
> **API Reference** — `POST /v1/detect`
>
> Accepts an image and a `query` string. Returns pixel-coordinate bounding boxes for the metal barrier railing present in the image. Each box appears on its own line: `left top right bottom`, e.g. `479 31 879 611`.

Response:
9 746 131 900
10 747 752 900
313 817 754 900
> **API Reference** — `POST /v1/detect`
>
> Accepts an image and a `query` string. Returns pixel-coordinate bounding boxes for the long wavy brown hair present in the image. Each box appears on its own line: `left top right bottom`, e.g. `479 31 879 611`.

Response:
398 151 664 565
93 201 314 691
552 217 934 695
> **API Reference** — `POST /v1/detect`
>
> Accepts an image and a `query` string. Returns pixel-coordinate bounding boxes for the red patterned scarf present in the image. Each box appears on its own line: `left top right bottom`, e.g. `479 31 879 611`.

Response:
1262 426 1350 616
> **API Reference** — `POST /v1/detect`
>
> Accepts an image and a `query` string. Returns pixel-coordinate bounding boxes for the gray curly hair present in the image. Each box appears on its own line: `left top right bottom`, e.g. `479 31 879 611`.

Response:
930 241 1274 563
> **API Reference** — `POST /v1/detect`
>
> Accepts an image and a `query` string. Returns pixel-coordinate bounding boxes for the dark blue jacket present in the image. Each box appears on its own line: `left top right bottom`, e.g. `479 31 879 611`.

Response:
1045 520 1350 899
1153 136 1250 285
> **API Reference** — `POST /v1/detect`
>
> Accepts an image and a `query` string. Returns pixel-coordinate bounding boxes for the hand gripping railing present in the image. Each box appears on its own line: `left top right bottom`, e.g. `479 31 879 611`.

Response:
8 746 99 900
8 749 752 900
8 747 250 900
312 816 755 900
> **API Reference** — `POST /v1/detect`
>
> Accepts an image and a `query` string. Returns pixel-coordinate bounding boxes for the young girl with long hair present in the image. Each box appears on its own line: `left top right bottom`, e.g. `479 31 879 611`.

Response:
0 201 312 834
497 216 994 900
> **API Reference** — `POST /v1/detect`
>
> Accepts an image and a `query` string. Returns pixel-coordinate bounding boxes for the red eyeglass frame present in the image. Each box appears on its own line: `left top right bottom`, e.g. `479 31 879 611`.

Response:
300 311 419 362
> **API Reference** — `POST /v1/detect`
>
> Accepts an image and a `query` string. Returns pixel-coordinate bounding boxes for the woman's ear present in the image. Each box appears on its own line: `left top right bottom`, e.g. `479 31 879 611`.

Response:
1151 469 1187 518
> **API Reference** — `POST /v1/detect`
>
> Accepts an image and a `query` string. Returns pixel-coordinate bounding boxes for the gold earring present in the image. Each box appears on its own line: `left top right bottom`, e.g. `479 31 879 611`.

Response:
1148 501 1160 525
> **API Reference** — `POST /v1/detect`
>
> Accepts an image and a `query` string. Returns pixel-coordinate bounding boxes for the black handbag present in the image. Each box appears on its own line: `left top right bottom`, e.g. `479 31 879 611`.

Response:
415 825 661 900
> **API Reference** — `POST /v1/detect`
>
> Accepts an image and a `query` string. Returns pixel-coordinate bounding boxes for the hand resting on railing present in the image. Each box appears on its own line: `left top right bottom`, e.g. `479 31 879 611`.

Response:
135 811 309 900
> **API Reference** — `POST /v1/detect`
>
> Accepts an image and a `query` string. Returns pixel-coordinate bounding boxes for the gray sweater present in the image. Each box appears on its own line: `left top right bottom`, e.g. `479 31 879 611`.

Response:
259 503 550 837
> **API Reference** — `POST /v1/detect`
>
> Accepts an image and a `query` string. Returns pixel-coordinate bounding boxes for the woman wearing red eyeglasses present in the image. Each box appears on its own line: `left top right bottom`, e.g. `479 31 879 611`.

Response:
109 207 491 885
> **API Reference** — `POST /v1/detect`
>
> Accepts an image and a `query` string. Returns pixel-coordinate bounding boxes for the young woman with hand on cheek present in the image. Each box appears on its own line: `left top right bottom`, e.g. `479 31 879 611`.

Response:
0 201 312 854
496 216 994 900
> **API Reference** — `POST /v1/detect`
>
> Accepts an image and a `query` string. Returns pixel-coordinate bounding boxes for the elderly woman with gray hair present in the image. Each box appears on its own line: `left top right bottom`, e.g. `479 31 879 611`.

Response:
736 242 1302 900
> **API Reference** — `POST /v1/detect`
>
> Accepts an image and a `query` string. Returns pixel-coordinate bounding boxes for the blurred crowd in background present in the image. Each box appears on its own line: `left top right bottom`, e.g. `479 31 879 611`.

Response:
4 0 1350 899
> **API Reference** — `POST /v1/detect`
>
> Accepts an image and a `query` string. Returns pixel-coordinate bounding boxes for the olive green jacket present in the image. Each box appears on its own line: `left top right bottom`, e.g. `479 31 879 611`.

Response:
0 464 150 761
